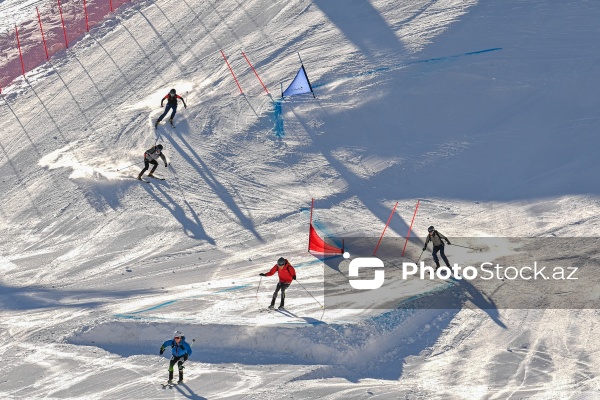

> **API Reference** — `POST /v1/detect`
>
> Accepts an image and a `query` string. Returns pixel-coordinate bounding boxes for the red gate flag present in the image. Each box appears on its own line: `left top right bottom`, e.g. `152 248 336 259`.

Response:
308 199 343 255
309 223 343 254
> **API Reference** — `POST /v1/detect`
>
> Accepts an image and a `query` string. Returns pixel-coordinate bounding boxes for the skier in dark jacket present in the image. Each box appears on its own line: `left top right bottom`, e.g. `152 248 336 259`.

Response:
423 226 451 269
160 330 193 384
137 144 167 180
260 257 296 310
155 88 187 127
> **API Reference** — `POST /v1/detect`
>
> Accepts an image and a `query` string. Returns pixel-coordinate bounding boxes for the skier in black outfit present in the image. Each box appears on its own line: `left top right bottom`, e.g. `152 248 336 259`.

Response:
423 225 451 269
137 144 167 180
155 88 187 127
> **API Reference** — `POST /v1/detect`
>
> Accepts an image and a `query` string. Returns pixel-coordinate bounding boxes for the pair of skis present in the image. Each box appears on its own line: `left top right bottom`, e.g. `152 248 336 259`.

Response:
136 175 165 183
259 307 293 317
155 120 176 128
162 380 183 388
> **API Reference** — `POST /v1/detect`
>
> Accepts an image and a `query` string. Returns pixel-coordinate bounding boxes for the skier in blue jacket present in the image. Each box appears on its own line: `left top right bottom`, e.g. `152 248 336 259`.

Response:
159 330 193 384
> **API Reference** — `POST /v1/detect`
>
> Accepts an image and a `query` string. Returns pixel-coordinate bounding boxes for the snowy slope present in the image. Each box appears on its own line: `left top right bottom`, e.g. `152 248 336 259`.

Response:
1 0 600 398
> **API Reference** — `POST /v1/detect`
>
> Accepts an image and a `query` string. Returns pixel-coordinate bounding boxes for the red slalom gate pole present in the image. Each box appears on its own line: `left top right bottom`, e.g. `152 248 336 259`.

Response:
36 7 49 60
15 25 25 77
83 0 90 31
374 201 398 256
57 0 69 48
241 51 269 95
109 0 114 12
220 50 243 94
401 200 420 257
308 198 315 251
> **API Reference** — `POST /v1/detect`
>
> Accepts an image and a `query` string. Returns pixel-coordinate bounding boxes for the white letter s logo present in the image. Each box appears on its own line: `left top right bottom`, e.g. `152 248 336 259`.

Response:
348 257 385 290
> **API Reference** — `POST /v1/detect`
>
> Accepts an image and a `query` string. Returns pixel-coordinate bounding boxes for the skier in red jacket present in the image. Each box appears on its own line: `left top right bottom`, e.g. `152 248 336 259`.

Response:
155 88 187 127
260 257 296 310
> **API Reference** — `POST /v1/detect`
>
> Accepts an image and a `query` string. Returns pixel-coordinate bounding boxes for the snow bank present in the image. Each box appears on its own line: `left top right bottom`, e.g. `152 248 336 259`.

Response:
68 305 456 374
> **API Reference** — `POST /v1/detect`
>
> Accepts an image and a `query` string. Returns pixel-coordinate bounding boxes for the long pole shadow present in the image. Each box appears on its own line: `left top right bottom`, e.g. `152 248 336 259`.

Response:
0 96 44 220
164 130 264 242
49 59 117 149
313 0 407 60
119 23 167 87
136 9 187 77
450 277 507 329
288 103 412 244
141 178 214 243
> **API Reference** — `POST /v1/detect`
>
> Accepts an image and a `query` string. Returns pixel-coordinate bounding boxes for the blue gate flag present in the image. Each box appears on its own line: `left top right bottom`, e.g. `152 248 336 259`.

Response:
282 64 314 97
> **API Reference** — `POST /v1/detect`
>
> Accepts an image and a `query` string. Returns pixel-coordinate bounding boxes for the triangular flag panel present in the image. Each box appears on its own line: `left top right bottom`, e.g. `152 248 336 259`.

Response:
309 224 343 254
283 66 313 97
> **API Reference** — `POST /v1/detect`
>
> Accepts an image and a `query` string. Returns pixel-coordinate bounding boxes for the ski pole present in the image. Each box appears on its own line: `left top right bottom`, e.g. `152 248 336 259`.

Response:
180 339 194 369
450 243 481 251
256 276 262 298
295 279 323 309
416 249 425 263
116 162 142 171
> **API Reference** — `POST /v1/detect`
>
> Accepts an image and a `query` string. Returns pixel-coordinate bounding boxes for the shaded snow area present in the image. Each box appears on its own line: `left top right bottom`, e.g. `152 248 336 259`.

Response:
2 0 600 398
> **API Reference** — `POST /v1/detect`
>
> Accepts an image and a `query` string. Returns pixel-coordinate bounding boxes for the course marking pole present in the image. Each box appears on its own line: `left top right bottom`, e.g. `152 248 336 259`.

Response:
220 50 243 94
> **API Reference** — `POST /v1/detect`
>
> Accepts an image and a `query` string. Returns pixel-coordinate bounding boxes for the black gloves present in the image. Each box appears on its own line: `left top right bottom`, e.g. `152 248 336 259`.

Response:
160 347 165 355
422 247 426 251
184 105 187 109
259 273 266 276
183 355 189 362
164 163 168 167
446 241 451 245
293 275 297 280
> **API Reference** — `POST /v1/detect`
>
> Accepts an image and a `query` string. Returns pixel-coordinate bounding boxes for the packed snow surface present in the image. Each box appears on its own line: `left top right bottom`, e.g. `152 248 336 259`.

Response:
1 0 600 398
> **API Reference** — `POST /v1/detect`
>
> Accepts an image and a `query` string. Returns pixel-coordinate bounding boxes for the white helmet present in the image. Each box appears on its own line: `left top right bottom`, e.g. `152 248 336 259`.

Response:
174 330 183 338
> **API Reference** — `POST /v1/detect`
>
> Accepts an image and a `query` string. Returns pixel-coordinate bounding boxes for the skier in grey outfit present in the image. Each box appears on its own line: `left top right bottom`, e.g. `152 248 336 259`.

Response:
137 144 167 180
422 225 451 269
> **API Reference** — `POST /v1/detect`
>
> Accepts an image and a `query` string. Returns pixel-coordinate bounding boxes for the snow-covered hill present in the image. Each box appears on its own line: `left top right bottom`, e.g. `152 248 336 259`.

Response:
1 0 600 398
